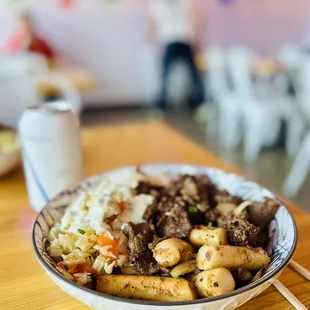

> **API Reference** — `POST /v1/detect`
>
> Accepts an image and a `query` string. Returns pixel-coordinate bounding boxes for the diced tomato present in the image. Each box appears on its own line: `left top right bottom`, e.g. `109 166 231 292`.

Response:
68 264 77 273
76 264 98 276
57 261 98 275
110 239 119 257
118 200 127 211
96 235 119 257
57 261 66 270
57 261 77 273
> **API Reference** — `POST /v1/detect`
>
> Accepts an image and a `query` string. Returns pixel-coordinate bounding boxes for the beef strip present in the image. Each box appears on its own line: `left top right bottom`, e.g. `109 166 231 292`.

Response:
205 208 220 226
143 199 159 223
168 175 217 211
135 181 166 199
157 196 187 214
249 230 269 248
144 195 189 227
214 189 243 206
188 209 205 225
122 222 161 274
156 204 192 238
194 175 217 208
248 198 279 230
139 174 275 249
218 216 260 247
232 268 253 287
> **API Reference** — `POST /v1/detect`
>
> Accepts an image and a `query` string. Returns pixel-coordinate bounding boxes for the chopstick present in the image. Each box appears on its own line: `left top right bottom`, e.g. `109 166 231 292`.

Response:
289 260 310 281
273 279 307 310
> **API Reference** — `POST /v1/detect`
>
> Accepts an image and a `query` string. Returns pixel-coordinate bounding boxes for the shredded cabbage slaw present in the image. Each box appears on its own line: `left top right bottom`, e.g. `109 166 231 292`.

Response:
48 174 155 285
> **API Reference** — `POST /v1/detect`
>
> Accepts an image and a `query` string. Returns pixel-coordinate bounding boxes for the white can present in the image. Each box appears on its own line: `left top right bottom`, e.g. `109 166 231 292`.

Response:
18 103 84 212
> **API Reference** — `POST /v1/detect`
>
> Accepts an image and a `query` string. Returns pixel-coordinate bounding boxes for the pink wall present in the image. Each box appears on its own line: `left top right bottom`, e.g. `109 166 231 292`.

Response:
0 0 309 54
199 0 310 54
0 0 308 105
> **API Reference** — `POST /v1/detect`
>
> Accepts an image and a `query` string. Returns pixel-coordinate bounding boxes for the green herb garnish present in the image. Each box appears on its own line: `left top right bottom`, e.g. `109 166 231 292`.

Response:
78 229 85 235
188 205 198 214
205 226 216 230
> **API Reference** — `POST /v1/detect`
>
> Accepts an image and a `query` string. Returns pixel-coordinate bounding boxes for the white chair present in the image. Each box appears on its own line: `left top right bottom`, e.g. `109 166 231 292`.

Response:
0 53 82 122
278 44 304 70
201 47 231 139
224 47 256 152
0 53 49 78
283 131 310 197
206 47 229 103
227 47 256 101
216 92 243 148
0 76 41 127
227 47 291 162
276 44 305 96
283 57 310 196
284 56 310 157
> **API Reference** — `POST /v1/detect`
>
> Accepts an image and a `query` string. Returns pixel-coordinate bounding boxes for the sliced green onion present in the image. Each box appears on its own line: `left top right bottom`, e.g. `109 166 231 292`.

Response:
188 205 198 214
205 226 216 230
78 229 85 235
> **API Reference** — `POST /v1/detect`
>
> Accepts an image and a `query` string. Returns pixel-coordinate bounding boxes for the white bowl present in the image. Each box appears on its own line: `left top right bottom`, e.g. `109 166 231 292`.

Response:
33 164 297 310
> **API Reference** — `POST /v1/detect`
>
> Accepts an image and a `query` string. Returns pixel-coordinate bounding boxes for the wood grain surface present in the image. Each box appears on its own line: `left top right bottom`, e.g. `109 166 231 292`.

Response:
1 120 309 310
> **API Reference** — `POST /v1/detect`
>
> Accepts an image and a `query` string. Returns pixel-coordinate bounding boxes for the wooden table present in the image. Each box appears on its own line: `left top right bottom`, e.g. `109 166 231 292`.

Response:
1 120 310 310
36 67 96 97
196 54 284 77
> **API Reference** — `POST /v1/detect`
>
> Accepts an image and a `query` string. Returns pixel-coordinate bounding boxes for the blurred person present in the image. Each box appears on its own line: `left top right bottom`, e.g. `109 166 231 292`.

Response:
4 12 61 67
147 0 204 110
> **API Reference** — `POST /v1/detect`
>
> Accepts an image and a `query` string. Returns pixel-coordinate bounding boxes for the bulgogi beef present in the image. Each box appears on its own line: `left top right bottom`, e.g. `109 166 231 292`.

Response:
232 268 253 287
122 222 161 274
214 189 243 206
172 175 217 211
218 217 260 247
143 200 159 223
157 196 187 213
248 198 280 230
204 208 220 226
143 195 194 231
138 172 277 250
157 204 192 238
135 181 167 199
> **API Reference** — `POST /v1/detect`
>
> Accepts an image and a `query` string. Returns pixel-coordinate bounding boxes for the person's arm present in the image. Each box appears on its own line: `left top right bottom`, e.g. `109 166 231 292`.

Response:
189 1 204 53
145 1 157 44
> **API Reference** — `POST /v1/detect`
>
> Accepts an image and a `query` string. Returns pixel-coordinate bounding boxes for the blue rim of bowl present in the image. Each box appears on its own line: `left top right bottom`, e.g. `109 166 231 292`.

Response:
32 164 298 306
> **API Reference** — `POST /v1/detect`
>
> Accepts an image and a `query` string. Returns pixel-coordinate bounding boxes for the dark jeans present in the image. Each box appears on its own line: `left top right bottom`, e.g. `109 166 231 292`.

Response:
157 42 205 110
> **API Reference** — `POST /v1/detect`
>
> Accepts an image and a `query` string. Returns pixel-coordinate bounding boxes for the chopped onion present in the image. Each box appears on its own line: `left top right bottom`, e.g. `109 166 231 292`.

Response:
92 256 106 274
233 201 253 216
49 239 63 257
170 260 197 278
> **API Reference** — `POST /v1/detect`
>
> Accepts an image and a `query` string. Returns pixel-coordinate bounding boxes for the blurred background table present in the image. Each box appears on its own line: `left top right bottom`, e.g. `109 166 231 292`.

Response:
36 67 96 97
196 53 284 78
1 120 310 310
